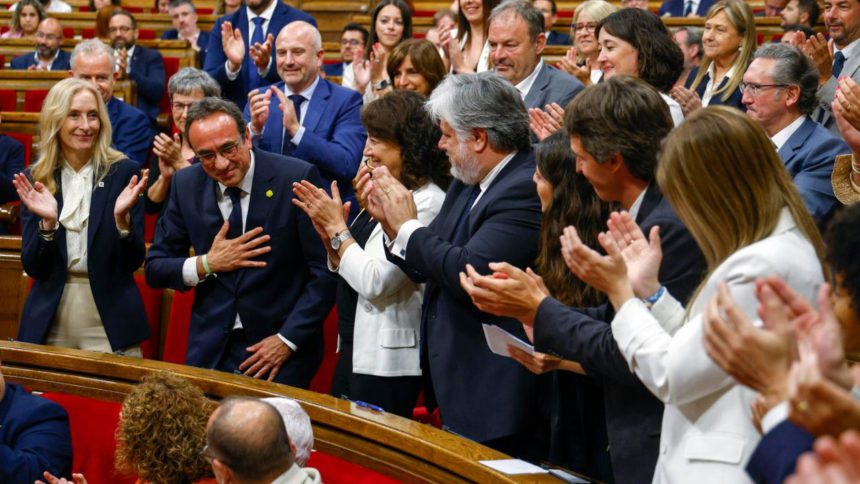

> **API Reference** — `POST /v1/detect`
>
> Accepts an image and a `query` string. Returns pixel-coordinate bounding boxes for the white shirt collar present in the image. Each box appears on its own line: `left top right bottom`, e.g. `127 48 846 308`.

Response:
836 36 860 58
771 115 806 151
286 74 320 99
247 0 277 22
627 185 648 221
217 149 256 197
478 151 516 195
35 48 60 65
514 59 544 100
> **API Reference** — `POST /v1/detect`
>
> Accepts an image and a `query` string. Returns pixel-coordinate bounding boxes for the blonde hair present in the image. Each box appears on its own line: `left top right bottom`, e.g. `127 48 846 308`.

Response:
657 106 826 307
30 78 124 194
573 0 617 62
689 0 755 103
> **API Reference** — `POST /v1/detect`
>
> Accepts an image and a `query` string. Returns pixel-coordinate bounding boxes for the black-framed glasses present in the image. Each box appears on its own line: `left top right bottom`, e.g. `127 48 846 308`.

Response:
341 39 362 46
171 101 195 112
573 22 597 32
739 82 789 96
194 139 243 164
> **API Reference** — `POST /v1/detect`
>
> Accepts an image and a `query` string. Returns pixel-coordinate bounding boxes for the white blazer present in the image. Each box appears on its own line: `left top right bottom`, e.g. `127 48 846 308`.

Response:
611 208 823 484
336 183 446 377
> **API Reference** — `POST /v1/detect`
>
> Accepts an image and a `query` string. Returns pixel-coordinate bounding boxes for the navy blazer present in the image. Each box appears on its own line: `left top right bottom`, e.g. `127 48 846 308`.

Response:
746 420 814 483
0 383 72 484
0 135 24 205
10 49 71 70
778 116 848 224
244 78 365 213
524 63 584 111
144 149 337 387
18 159 151 351
685 66 745 111
322 61 344 77
161 29 210 67
107 97 154 168
391 150 543 443
204 3 317 110
127 45 166 123
659 0 716 16
546 30 571 46
533 184 706 484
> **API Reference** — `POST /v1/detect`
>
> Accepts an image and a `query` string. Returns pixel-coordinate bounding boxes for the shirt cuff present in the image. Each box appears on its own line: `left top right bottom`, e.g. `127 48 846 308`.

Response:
225 60 240 80
290 126 305 146
259 56 272 77
390 219 424 260
760 401 789 435
182 256 202 287
277 333 298 351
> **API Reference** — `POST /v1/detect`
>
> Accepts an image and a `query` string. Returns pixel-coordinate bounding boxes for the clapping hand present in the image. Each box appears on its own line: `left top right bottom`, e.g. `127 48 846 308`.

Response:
12 173 58 229
459 263 549 327
556 47 591 86
250 33 274 72
670 85 703 117
559 225 634 309
37 471 88 484
114 170 149 231
221 21 245 71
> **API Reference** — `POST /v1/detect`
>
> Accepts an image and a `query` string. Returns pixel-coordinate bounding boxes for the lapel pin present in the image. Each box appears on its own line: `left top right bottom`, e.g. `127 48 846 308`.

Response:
98 181 104 188
266 189 274 198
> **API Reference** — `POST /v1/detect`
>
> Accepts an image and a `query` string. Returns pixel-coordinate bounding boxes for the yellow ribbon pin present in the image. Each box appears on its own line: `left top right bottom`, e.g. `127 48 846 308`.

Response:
266 189 274 198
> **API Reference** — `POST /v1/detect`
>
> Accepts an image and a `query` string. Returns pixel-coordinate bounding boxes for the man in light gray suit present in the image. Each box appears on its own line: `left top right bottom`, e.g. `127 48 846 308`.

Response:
487 0 584 112
808 0 860 133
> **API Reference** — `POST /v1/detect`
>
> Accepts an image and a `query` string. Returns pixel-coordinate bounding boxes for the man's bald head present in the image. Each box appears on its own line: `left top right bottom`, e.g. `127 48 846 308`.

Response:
35 17 63 61
274 20 324 92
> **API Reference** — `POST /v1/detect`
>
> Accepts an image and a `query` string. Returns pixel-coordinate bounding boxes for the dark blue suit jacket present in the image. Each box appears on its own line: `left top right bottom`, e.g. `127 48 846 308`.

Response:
107 97 154 168
204 2 317 110
532 184 706 484
322 62 344 77
244 77 365 214
0 383 72 484
390 150 543 443
778 116 848 224
659 0 716 16
10 49 71 70
127 45 166 123
746 420 814 483
546 30 571 46
18 159 151 351
686 66 745 111
0 135 24 205
524 63 584 111
161 29 211 68
144 149 336 388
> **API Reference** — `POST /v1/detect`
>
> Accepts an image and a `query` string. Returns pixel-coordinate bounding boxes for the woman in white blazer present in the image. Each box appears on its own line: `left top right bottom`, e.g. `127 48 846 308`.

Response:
293 90 450 418
562 106 826 483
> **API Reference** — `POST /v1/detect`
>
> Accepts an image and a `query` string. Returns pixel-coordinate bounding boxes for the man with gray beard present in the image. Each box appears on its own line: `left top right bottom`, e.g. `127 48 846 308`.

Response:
361 71 544 460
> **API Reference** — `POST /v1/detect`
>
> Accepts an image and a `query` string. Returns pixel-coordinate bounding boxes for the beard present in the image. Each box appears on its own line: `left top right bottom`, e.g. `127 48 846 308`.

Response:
449 143 483 185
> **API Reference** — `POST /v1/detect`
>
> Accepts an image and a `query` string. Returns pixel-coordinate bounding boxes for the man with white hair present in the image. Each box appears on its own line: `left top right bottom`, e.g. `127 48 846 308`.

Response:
262 397 314 467
69 39 154 167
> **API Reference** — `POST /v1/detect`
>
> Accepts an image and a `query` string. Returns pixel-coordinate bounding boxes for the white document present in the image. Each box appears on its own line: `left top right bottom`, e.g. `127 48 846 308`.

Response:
482 323 535 357
479 458 548 475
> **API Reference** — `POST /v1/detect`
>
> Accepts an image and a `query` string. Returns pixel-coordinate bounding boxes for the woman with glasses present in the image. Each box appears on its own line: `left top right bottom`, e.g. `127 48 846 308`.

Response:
671 0 755 114
2 0 45 39
145 68 221 215
292 90 450 418
557 0 617 86
13 78 150 356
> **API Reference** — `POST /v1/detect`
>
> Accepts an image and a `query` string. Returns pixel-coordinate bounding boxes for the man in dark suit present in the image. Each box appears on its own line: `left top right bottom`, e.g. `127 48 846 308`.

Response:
246 21 365 218
145 97 336 388
70 39 154 168
534 0 571 45
109 10 166 124
460 77 706 483
659 0 716 17
161 0 210 68
0 363 73 484
0 119 24 235
322 23 367 91
488 1 583 111
204 0 316 110
742 44 849 224
11 18 70 71
364 72 544 459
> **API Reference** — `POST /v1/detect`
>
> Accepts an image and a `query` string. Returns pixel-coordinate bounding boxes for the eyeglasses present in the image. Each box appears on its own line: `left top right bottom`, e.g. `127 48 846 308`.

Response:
195 139 243 164
739 82 789 96
171 101 195 112
573 22 597 32
35 32 61 41
109 26 133 34
341 39 363 46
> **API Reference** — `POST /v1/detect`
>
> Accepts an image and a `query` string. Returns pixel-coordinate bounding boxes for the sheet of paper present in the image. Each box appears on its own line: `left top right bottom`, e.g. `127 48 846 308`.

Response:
482 323 535 357
479 458 548 475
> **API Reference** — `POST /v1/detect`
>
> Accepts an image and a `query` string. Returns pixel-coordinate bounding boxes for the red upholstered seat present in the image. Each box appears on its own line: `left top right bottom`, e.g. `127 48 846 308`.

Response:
4 132 32 167
0 89 16 110
306 452 401 484
24 90 49 112
160 56 181 115
82 28 97 39
134 274 163 359
162 288 195 364
138 29 156 40
0 54 5 69
309 307 339 394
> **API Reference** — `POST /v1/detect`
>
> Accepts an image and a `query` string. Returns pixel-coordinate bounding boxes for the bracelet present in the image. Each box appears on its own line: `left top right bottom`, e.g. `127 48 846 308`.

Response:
201 254 213 276
372 79 390 90
643 286 665 308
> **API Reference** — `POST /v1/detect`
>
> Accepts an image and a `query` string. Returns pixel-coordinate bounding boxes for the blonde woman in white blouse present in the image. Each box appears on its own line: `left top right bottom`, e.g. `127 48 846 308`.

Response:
13 78 151 355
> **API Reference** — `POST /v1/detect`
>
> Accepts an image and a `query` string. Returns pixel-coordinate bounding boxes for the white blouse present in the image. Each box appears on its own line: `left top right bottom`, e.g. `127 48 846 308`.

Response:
59 162 94 273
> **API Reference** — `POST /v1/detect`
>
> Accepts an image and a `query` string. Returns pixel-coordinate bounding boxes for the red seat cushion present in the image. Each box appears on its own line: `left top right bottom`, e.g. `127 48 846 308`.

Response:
0 54 5 69
82 28 97 39
0 89 16 110
163 288 195 364
309 307 339 394
138 29 156 40
306 451 402 484
4 132 32 167
160 57 181 115
24 90 49 112
134 274 164 359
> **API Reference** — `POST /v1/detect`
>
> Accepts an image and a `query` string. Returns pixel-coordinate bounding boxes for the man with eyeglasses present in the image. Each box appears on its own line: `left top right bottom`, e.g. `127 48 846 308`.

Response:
742 43 848 224
322 23 367 91
146 96 336 388
161 0 210 68
10 18 70 71
108 10 166 124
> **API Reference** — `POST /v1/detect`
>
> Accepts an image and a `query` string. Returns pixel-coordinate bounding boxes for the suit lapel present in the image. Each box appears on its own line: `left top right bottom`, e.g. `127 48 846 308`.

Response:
87 169 107 250
53 170 69 265
302 78 329 133
235 150 274 288
635 183 662 225
465 151 529 233
268 83 286 152
523 64 549 109
778 117 813 171
201 174 224 252
441 185 475 242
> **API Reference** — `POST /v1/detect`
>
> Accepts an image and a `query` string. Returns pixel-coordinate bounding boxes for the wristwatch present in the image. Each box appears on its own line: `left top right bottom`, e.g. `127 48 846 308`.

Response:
330 230 353 250
372 79 391 91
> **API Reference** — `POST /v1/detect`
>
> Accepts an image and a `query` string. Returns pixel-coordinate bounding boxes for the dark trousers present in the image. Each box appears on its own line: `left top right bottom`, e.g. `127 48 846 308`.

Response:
330 341 422 418
216 328 320 389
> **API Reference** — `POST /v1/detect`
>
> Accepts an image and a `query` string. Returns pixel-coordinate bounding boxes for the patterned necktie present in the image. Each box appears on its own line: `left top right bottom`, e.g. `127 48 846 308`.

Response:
225 186 243 239
282 94 305 156
248 16 265 91
833 51 846 79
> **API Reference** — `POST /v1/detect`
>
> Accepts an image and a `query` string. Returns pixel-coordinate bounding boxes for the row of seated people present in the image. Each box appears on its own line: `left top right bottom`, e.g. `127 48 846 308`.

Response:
2 0 860 481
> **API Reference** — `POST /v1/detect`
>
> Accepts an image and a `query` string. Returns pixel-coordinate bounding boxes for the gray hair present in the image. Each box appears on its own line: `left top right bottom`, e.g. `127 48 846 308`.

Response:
184 97 247 149
752 43 819 115
488 0 545 42
70 39 114 70
677 26 703 52
168 67 221 97
167 0 195 11
426 71 530 152
261 398 314 467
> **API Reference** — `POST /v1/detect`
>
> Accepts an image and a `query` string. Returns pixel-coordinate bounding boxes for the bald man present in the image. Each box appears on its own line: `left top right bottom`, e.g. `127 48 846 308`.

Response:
244 20 365 218
204 398 320 483
11 18 70 71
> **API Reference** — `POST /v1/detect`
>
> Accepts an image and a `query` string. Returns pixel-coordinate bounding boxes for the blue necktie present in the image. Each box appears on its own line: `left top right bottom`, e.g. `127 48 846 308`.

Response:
683 0 693 15
225 186 243 239
451 185 481 244
282 94 305 156
248 16 265 91
833 51 846 78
